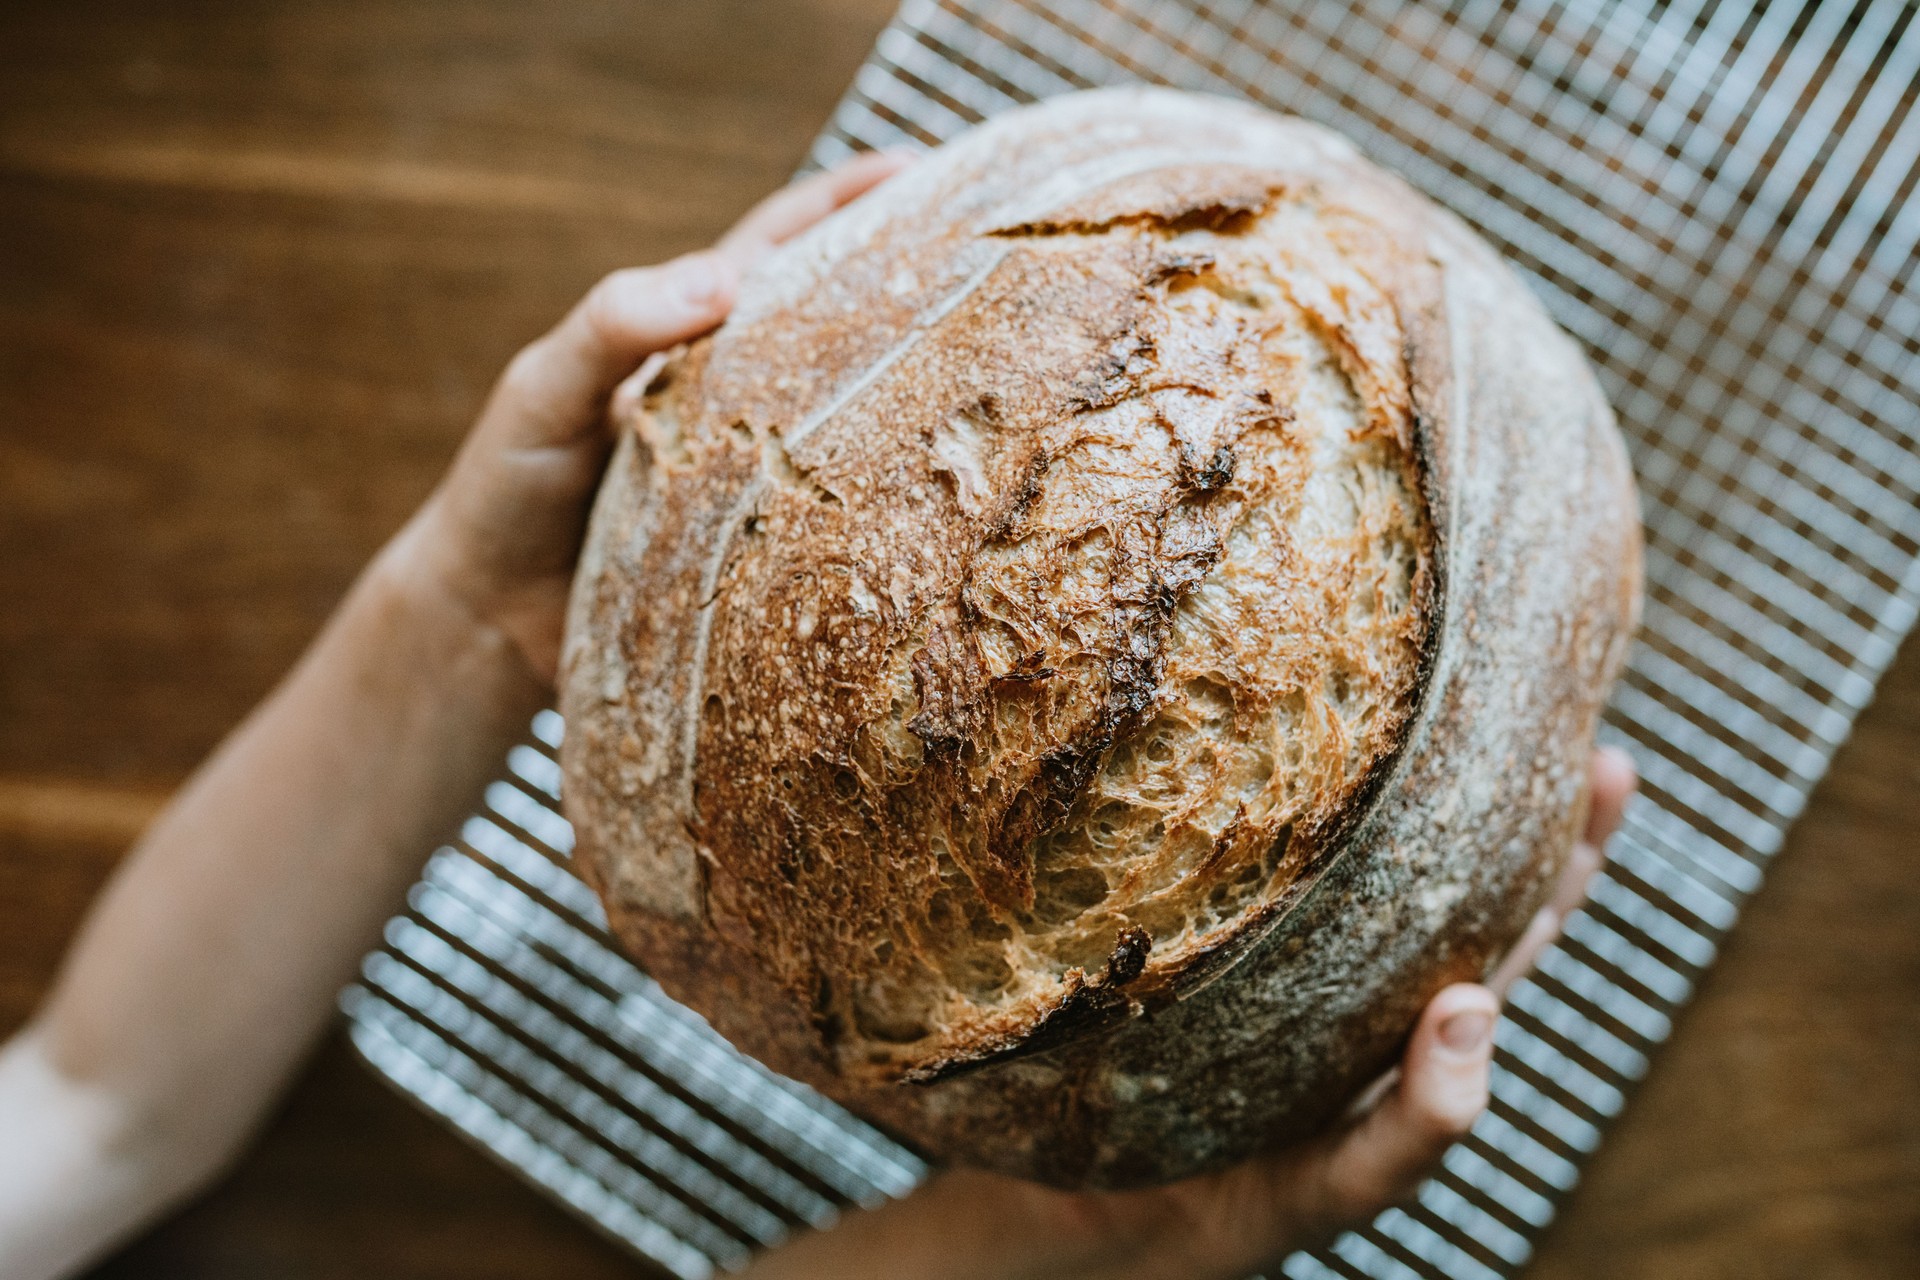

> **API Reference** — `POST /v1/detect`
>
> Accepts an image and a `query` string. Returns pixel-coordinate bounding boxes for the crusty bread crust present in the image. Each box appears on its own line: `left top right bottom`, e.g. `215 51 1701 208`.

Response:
560 88 1642 1188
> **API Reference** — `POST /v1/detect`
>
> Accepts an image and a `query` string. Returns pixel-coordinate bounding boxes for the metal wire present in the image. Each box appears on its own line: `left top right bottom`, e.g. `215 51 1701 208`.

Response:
344 2 1920 1276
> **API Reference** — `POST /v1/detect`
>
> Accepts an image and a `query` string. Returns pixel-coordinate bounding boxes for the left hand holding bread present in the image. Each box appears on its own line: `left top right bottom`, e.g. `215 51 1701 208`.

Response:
0 153 905 1280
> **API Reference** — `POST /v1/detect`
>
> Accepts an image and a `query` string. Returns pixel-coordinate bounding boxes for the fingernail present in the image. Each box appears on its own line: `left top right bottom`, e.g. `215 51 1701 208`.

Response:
1440 1010 1494 1054
675 253 730 307
1604 745 1639 788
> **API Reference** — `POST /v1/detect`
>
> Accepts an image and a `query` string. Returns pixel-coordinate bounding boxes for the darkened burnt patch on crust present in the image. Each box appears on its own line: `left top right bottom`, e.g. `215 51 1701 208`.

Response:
991 649 1057 685
906 624 988 758
1181 443 1237 492
987 737 1114 905
1105 924 1153 984
984 451 1054 541
1066 332 1156 412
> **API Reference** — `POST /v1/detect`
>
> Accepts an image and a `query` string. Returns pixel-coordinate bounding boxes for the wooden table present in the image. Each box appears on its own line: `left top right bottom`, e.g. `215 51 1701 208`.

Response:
2 2 1914 1276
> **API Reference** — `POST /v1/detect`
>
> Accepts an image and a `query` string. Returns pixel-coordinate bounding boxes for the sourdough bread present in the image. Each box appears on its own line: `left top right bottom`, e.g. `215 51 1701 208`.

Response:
559 87 1642 1188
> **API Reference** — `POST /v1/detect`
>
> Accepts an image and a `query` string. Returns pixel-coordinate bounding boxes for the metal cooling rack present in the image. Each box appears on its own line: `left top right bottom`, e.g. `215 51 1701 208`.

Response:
342 1 1920 1276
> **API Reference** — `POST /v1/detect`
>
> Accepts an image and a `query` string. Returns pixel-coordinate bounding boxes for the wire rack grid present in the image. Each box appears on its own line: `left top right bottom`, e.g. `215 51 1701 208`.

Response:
342 1 1920 1277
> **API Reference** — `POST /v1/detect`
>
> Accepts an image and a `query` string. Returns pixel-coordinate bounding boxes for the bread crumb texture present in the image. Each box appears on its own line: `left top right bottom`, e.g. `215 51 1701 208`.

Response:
561 88 1642 1187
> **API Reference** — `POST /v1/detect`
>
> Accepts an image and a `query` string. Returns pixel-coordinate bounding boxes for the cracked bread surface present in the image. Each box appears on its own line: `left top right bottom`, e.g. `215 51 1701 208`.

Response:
560 88 1642 1187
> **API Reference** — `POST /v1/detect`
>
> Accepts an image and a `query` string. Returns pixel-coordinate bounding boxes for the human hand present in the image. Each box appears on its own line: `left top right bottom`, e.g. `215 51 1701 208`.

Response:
393 150 911 686
0 153 916 1280
749 747 1636 1280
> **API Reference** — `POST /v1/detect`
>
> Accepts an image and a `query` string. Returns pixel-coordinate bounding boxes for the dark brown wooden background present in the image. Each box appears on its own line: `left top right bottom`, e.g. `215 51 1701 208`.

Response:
1 2 1914 1276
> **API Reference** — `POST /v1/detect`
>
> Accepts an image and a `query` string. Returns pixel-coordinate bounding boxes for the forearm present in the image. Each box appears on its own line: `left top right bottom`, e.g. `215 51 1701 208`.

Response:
0 157 910 1280
0 510 545 1277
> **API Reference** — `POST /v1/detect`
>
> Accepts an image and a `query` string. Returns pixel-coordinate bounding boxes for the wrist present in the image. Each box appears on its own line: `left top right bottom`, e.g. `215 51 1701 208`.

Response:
0 1025 225 1280
353 511 552 726
373 489 578 690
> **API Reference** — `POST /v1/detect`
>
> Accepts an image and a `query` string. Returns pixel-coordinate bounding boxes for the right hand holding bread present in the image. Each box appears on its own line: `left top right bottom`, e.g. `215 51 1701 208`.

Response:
746 747 1633 1280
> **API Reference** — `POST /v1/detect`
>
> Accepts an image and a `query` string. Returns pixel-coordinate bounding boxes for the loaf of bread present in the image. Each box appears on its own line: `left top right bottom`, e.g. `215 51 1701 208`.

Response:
559 88 1641 1189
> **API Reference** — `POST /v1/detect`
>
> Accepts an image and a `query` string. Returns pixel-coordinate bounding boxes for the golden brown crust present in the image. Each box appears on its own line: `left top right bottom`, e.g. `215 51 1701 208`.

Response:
560 88 1642 1188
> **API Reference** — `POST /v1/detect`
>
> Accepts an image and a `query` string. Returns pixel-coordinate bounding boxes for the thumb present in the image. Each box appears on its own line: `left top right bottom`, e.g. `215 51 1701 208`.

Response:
475 250 739 455
1309 984 1497 1227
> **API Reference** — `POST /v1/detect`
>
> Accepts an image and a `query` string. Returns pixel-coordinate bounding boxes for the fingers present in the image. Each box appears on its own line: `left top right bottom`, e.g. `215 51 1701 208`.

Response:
1485 904 1562 998
1587 744 1636 844
476 152 911 456
563 254 739 369
476 251 738 453
1486 746 1637 996
1546 818 1607 919
716 149 914 265
1300 985 1499 1233
416 153 912 683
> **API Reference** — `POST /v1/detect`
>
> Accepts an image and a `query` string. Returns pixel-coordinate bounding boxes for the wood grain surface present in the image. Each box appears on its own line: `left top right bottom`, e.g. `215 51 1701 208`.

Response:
1 2 1914 1276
